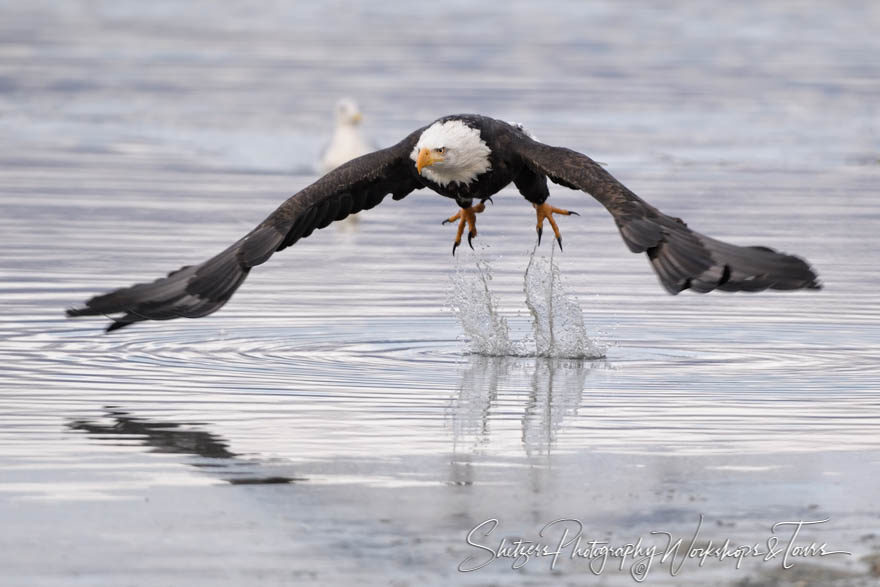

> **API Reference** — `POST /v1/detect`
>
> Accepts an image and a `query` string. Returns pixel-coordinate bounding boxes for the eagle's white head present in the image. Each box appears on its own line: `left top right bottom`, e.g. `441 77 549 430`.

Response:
411 120 492 186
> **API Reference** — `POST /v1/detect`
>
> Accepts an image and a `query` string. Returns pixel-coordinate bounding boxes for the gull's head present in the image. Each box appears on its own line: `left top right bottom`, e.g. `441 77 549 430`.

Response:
411 119 492 187
334 98 363 126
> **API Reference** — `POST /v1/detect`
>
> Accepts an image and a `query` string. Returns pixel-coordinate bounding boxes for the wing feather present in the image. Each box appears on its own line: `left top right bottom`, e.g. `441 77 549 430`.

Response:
512 137 821 294
68 129 424 331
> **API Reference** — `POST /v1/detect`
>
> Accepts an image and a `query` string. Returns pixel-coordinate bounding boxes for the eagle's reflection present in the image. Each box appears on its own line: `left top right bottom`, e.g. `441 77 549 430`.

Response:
69 408 236 458
68 408 300 485
447 356 594 456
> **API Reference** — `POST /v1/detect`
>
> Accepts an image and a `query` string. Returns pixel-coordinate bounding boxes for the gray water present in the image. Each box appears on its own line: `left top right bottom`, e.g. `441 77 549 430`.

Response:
2 2 880 585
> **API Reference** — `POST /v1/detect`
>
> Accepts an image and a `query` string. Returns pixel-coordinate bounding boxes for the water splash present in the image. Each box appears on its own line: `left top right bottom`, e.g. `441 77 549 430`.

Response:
448 245 607 359
523 244 607 359
448 253 523 356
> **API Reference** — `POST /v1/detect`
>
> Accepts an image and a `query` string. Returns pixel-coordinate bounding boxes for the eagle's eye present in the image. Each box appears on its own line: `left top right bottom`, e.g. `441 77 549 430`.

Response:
435 147 446 154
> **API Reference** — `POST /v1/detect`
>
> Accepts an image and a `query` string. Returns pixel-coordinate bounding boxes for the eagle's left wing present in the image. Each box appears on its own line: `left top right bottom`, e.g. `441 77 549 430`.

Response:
511 134 821 294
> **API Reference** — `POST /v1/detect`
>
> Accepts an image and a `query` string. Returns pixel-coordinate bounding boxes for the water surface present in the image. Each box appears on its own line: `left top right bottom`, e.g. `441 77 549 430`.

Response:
1 1 880 585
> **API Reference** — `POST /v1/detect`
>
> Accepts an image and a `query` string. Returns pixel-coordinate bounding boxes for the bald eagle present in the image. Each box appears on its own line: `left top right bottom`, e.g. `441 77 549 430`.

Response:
67 114 821 332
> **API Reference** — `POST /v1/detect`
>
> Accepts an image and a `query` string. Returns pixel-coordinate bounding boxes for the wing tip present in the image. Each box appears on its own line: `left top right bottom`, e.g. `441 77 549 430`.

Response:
66 304 138 332
105 319 135 333
655 250 823 296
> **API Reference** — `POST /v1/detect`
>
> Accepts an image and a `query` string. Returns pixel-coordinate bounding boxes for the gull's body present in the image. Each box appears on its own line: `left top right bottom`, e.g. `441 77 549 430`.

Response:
317 99 372 174
68 114 821 332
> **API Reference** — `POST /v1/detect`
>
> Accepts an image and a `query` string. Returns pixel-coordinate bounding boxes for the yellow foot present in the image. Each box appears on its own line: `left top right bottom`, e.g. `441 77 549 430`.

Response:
442 201 488 255
534 202 579 251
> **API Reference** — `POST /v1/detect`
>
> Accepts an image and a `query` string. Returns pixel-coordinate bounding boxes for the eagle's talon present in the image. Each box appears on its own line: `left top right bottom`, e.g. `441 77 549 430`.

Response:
534 202 572 250
443 210 462 225
445 203 486 253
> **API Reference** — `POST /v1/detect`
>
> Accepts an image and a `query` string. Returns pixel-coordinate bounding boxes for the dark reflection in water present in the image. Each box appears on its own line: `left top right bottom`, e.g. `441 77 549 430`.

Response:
68 408 303 485
69 408 236 459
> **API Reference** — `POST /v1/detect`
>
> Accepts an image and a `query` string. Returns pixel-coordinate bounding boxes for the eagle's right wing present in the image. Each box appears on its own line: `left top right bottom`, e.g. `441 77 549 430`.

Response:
67 129 425 332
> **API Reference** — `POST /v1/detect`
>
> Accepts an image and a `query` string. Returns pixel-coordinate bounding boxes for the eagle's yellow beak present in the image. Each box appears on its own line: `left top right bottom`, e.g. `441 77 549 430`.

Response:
350 112 363 124
416 147 443 174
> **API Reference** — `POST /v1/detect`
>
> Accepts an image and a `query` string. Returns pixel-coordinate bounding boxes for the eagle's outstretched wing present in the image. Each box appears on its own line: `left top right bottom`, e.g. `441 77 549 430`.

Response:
67 129 424 332
512 136 821 294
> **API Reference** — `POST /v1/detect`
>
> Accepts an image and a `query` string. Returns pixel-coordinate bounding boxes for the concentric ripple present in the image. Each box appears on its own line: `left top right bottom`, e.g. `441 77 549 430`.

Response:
2 306 879 464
